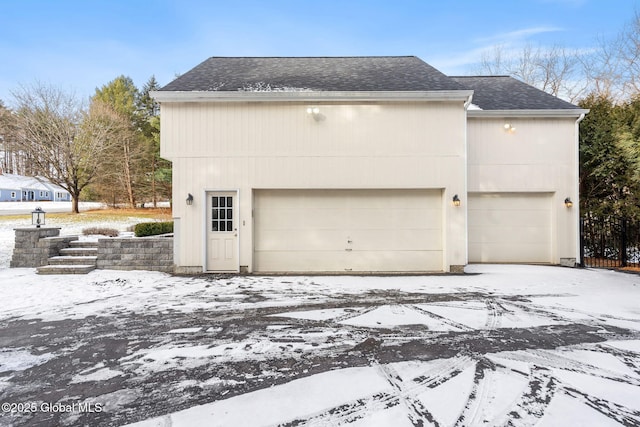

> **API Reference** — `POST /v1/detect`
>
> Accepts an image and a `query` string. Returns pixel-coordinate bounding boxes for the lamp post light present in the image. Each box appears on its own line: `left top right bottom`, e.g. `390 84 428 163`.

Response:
31 207 46 228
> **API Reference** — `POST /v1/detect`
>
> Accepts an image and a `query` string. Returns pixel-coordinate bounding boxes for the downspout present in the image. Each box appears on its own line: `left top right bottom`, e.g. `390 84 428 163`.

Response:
575 112 586 266
464 93 473 109
462 93 474 268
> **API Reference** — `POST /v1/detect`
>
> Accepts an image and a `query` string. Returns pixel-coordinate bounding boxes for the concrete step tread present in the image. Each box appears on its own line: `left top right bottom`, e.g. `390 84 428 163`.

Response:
48 256 98 265
36 265 96 275
69 241 99 248
59 248 98 255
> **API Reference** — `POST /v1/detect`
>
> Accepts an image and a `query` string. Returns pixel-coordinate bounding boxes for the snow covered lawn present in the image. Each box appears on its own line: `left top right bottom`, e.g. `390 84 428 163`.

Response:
0 264 638 426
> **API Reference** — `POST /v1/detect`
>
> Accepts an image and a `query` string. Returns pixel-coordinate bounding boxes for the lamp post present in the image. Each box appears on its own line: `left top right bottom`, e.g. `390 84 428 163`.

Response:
31 207 46 228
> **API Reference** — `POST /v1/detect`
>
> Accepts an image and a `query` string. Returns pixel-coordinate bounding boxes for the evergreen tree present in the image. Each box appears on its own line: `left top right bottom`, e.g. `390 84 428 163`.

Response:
137 76 171 207
579 93 640 219
93 76 144 207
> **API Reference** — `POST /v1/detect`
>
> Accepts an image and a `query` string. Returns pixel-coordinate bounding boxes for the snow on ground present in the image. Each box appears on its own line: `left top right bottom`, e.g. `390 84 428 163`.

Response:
0 264 638 425
0 216 639 425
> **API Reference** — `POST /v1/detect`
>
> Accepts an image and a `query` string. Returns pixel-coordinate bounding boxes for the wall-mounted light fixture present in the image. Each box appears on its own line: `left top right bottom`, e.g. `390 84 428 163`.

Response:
306 106 322 121
186 193 194 206
503 123 516 133
452 194 461 207
564 197 573 208
32 207 46 228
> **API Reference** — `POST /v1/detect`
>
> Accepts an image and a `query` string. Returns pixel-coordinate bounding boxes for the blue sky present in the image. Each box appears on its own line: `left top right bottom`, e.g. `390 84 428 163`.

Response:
1 0 638 103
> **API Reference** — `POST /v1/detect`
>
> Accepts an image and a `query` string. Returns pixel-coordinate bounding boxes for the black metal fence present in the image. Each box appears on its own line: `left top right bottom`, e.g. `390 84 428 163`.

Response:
581 213 640 269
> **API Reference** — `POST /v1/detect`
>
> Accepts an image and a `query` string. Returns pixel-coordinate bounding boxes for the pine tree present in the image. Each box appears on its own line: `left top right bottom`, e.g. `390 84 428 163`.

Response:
93 76 144 207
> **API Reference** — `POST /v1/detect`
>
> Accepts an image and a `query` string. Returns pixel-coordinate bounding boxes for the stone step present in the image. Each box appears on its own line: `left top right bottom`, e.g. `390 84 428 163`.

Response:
69 240 99 248
48 256 97 266
37 265 96 275
59 247 98 257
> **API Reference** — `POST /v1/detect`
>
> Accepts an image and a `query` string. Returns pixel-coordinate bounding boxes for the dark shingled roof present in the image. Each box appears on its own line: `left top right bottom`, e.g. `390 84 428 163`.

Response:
451 76 580 110
159 56 468 92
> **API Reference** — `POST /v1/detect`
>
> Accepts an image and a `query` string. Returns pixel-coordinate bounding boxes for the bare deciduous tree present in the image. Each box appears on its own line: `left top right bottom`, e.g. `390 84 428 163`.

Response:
0 100 23 174
618 12 640 98
12 83 119 213
477 43 586 102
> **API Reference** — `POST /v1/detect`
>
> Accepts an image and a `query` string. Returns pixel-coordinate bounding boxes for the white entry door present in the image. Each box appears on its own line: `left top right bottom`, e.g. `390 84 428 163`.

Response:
206 192 238 272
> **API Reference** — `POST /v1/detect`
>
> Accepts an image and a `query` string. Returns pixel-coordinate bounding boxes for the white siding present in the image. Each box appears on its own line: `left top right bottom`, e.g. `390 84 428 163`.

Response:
467 117 578 264
162 101 467 272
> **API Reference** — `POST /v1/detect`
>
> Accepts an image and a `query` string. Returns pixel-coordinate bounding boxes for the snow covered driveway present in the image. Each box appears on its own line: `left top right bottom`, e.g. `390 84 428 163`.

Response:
0 265 639 426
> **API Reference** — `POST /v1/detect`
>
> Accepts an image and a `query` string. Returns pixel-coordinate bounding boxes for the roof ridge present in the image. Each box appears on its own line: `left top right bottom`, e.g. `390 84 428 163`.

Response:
450 75 512 78
205 56 419 59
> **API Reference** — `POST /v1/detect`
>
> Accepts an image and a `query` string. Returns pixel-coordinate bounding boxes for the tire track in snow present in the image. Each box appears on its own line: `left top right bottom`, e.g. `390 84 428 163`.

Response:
501 366 558 427
483 298 503 333
453 356 495 426
280 355 475 426
376 363 442 427
403 304 474 332
598 343 640 376
560 386 640 425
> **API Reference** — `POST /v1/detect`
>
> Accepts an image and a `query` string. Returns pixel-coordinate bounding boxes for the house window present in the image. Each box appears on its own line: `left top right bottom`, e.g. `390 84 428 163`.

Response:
11 191 16 198
211 196 233 232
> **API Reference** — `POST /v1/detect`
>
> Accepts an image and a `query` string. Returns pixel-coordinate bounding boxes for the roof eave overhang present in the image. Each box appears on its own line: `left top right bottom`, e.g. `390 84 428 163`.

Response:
150 90 474 103
467 109 590 118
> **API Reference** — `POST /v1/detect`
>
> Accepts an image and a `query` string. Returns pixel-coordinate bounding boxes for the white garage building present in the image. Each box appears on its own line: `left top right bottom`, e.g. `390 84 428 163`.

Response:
152 56 587 274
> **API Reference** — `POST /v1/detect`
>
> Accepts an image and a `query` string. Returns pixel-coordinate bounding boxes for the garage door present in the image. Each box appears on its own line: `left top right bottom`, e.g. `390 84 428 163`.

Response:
468 193 553 263
254 189 442 272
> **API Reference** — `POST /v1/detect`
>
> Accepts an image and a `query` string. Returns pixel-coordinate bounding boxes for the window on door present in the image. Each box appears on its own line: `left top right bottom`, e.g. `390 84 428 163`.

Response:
211 196 233 232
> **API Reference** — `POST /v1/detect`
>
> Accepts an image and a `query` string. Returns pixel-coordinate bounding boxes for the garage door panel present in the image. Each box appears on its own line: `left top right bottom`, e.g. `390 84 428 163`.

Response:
468 210 550 228
254 189 443 272
469 226 551 244
348 251 443 272
256 208 346 230
255 229 347 251
255 251 347 272
469 243 551 263
468 193 552 263
469 193 551 210
255 250 443 273
350 229 442 251
256 208 442 230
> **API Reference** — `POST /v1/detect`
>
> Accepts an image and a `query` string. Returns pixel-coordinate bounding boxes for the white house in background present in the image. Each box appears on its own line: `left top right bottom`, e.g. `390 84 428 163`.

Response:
152 56 588 274
0 173 71 202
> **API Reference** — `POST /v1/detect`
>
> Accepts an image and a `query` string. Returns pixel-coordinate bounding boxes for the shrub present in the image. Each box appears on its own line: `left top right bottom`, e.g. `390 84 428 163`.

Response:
134 221 174 237
82 227 119 237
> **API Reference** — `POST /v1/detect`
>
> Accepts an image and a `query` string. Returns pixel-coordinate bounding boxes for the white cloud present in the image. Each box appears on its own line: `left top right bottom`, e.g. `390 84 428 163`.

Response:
474 26 564 46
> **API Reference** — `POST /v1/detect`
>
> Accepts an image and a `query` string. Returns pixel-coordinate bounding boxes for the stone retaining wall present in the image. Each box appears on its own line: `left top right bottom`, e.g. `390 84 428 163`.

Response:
96 237 173 272
10 228 78 268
